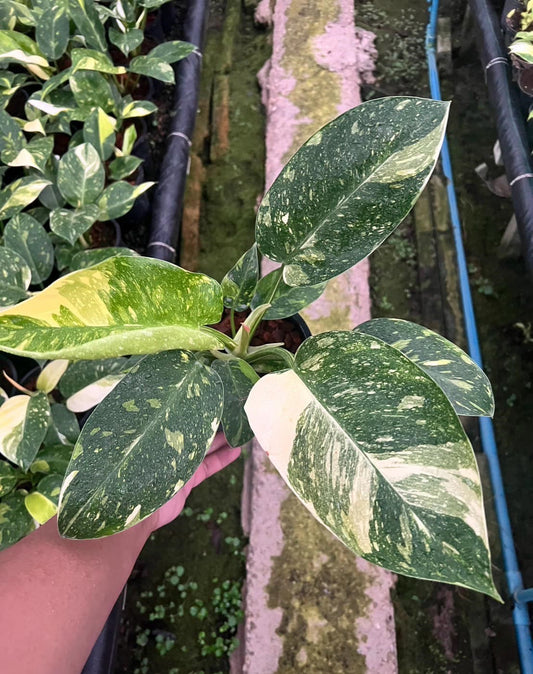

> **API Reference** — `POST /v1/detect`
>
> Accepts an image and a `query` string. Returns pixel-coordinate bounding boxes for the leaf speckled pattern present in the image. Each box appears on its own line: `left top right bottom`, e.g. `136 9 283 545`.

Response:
0 256 225 359
0 391 50 470
357 318 494 417
245 331 499 598
256 97 449 286
58 350 223 538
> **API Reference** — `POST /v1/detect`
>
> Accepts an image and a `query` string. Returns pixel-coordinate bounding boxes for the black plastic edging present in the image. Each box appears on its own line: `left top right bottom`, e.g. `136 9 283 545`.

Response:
468 0 533 274
147 0 209 263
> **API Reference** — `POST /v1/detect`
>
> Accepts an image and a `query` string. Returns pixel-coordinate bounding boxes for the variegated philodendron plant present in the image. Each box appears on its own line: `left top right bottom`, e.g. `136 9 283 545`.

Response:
0 97 500 599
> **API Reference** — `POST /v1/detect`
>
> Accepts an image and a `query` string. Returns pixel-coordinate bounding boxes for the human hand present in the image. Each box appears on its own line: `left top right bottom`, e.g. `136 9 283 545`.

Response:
147 433 241 533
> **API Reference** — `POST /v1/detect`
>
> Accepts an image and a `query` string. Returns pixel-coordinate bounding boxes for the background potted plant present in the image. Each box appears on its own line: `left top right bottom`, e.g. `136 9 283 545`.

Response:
0 96 500 600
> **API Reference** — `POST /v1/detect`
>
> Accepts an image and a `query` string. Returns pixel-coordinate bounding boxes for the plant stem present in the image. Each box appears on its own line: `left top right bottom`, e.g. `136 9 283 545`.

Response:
230 309 236 338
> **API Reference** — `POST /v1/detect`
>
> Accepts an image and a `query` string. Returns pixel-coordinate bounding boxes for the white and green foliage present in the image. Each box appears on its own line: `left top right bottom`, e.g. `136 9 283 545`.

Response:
0 98 500 599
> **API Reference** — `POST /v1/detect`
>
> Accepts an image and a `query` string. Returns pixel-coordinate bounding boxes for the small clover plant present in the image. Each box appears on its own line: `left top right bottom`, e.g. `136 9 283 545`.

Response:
0 97 501 599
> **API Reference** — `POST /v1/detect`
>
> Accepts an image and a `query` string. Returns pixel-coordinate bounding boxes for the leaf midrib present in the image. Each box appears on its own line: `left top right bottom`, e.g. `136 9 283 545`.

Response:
61 360 203 535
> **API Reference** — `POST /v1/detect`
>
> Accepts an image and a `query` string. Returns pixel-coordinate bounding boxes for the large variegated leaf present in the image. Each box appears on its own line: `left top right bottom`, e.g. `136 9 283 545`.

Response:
0 257 225 360
66 373 125 412
83 108 116 161
4 213 54 284
0 107 25 162
0 491 35 551
256 97 449 286
97 180 155 220
0 176 51 220
36 359 69 393
7 136 54 172
69 70 118 113
356 318 494 417
245 330 499 598
57 350 224 538
250 268 326 319
109 27 143 57
71 48 126 75
212 359 258 447
67 0 106 51
0 247 31 307
128 56 174 84
0 392 50 469
221 244 259 311
146 40 195 64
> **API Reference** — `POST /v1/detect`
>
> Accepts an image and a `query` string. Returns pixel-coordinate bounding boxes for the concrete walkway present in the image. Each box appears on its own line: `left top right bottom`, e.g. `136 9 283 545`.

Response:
234 2 398 672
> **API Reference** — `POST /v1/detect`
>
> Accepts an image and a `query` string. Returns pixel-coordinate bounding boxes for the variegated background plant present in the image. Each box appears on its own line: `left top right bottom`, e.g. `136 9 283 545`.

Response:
0 97 501 599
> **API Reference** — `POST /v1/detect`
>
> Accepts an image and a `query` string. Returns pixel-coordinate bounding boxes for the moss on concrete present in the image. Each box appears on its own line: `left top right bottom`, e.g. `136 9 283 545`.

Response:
268 493 369 673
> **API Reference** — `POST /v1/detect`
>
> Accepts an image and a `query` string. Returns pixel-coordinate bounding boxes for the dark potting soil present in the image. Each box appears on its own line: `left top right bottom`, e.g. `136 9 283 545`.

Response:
211 310 306 354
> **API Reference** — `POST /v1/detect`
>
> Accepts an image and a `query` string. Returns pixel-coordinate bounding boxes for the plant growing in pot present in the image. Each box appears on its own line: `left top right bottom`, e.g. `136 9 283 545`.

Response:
0 96 500 600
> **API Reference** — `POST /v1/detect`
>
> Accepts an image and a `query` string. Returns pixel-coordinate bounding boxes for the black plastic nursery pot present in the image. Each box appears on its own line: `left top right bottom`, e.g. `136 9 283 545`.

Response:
469 0 533 273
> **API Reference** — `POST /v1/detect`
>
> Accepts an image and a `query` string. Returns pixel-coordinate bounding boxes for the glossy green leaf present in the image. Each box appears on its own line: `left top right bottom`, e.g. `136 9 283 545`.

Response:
0 460 18 497
66 373 125 412
69 246 138 271
245 347 295 374
83 108 116 161
69 70 118 113
59 357 128 398
97 180 154 220
0 107 25 162
44 403 80 446
58 350 224 538
25 473 63 523
108 155 143 181
35 0 69 60
30 442 74 475
256 97 449 286
0 256 225 360
7 136 54 172
128 56 174 84
0 247 31 307
50 204 99 244
68 0 106 51
0 177 51 220
121 99 157 119
250 268 326 319
36 359 69 393
57 143 105 208
221 244 259 311
0 391 50 469
0 30 50 78
4 213 54 284
356 318 494 417
0 491 35 551
212 359 258 447
71 48 126 75
109 27 143 57
245 330 499 598
147 40 195 63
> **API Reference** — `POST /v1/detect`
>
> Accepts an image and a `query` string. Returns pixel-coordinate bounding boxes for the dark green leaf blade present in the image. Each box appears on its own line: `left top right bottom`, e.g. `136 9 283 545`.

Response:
250 268 326 319
0 391 50 469
4 214 54 284
0 247 31 307
256 97 449 286
57 350 224 538
212 359 258 447
0 491 35 551
221 244 259 311
356 318 494 417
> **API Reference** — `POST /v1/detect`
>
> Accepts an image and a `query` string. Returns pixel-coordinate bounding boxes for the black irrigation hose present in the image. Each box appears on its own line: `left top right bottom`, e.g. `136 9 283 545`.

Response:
147 0 209 263
468 0 533 274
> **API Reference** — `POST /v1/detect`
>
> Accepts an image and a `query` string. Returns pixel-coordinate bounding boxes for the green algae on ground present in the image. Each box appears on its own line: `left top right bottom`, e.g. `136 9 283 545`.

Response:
196 0 270 281
115 458 246 674
268 493 369 673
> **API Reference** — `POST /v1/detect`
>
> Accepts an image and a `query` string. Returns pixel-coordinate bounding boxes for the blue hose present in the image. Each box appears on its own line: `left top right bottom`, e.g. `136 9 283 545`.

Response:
425 2 533 672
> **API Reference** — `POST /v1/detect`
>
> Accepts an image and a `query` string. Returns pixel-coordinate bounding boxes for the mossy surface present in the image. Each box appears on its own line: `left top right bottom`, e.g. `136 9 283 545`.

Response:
196 0 270 280
268 494 369 673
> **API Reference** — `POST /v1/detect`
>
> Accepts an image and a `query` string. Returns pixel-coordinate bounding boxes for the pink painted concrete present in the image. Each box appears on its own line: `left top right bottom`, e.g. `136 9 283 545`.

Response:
237 1 398 672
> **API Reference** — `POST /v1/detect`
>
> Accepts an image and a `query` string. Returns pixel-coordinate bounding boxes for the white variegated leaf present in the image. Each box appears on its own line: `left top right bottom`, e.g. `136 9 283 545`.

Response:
0 392 50 469
245 330 499 599
58 350 224 538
